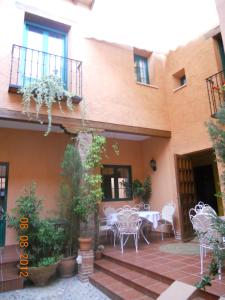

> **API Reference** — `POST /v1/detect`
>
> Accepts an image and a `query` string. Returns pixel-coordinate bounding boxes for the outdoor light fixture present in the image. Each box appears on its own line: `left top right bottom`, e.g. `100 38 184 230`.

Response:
150 159 157 171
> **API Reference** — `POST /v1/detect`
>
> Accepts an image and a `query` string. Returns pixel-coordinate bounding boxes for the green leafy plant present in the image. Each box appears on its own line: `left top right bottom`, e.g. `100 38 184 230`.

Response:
19 75 75 136
74 134 106 225
7 183 64 267
132 176 152 204
60 144 83 256
196 104 225 289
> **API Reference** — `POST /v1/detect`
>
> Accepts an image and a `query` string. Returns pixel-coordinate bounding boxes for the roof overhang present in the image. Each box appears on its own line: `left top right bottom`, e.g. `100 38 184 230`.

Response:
0 108 171 139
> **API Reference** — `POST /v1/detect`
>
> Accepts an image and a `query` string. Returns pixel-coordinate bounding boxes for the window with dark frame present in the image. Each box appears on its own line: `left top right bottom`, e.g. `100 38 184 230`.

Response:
180 75 186 86
134 54 150 84
102 165 132 201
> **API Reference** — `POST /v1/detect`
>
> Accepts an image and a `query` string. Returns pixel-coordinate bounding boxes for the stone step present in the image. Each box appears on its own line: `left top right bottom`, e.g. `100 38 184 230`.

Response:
102 252 172 285
94 259 169 299
0 265 23 292
0 245 23 292
101 252 218 300
89 270 154 300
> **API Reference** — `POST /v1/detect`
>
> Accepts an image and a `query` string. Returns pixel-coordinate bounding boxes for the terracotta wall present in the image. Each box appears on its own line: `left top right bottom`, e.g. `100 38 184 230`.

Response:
0 128 69 245
0 0 170 132
165 37 220 155
100 138 144 213
164 36 224 223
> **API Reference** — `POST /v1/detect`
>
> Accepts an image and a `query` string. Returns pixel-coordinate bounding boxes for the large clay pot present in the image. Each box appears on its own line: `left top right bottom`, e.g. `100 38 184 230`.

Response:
58 256 76 278
28 262 58 286
78 237 92 251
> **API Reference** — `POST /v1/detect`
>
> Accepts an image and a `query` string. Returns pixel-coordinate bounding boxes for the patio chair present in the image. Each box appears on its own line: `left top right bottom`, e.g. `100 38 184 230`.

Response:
103 206 116 218
116 212 142 253
200 204 217 216
99 217 116 246
122 205 132 211
156 203 176 240
190 212 224 279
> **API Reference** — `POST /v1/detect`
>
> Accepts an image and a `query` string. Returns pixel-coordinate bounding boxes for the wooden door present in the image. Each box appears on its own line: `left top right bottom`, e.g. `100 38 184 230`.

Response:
175 155 196 241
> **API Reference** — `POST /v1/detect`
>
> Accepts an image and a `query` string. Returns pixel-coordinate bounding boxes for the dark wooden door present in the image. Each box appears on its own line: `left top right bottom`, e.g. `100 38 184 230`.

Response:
0 163 9 246
175 155 196 241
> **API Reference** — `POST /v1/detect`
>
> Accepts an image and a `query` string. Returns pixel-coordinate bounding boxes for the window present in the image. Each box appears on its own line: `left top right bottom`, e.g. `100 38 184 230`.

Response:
134 54 150 84
22 21 67 85
173 68 187 90
180 75 186 86
102 165 132 201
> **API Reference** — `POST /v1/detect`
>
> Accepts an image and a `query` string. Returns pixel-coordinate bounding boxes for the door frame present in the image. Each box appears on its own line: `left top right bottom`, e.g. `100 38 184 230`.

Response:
0 162 9 246
174 154 196 241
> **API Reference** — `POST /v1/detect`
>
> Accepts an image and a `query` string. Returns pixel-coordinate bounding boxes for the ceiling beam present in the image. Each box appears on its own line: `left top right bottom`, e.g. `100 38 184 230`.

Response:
0 108 171 138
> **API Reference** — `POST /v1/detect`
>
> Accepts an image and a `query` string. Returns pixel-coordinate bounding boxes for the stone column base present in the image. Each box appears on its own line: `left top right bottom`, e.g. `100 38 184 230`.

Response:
78 250 94 282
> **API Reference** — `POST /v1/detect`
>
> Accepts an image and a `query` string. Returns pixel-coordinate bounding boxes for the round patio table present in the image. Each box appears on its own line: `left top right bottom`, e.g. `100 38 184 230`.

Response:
108 210 161 245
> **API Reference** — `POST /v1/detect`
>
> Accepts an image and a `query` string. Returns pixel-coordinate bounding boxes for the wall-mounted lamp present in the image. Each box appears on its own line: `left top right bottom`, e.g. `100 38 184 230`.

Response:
150 159 157 171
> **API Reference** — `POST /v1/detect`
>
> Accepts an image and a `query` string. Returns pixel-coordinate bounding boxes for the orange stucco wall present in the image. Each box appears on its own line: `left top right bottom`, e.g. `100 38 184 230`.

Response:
0 128 69 245
0 0 224 243
0 0 170 132
165 37 220 155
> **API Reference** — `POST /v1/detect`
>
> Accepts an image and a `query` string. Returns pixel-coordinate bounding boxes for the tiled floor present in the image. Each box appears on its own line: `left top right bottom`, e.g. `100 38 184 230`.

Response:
102 235 225 298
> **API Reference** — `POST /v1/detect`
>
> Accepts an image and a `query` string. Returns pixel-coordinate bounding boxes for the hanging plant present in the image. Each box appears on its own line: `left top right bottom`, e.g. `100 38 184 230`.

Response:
19 75 76 136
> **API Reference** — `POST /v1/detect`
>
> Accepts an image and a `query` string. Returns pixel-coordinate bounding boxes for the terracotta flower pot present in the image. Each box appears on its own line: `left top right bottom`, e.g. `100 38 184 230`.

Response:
78 237 92 251
95 250 102 260
58 256 76 278
28 262 58 286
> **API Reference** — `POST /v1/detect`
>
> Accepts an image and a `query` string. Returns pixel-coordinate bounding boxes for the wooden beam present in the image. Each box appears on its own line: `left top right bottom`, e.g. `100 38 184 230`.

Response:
0 108 171 138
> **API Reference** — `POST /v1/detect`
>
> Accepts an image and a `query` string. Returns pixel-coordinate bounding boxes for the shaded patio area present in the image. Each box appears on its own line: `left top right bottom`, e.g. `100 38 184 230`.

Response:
90 234 225 299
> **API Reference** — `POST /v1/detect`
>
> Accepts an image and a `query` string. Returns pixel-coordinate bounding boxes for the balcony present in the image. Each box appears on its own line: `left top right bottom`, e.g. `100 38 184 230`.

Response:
8 44 82 103
206 69 225 117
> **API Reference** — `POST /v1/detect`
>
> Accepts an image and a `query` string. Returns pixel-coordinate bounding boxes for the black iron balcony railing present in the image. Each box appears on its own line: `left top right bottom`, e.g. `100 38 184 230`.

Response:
206 70 225 117
9 44 82 102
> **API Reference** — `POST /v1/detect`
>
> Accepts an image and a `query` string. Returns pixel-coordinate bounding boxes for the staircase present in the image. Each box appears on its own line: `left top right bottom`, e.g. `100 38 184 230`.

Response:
90 254 171 300
0 245 23 292
89 250 219 300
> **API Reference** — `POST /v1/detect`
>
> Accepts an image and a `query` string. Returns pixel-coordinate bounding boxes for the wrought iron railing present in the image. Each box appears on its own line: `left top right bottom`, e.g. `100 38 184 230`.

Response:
9 44 82 101
206 70 225 116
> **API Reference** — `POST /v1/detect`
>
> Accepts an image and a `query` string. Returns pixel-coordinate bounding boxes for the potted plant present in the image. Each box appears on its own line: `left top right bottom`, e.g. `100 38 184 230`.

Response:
75 132 107 251
95 244 104 260
7 183 64 286
132 176 152 207
58 144 83 277
19 75 77 136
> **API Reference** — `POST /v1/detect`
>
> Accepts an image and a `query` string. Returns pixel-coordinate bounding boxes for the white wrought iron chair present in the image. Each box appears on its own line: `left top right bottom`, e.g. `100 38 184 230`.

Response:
201 204 217 216
116 212 142 253
156 203 176 240
190 211 224 279
99 217 116 246
103 206 116 219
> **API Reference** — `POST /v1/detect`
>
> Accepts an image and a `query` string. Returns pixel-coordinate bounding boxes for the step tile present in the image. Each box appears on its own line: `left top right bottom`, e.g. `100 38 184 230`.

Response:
95 258 170 298
90 271 154 300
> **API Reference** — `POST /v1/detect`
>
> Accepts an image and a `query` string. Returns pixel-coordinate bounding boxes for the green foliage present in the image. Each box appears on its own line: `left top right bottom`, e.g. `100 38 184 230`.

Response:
132 176 152 203
19 75 75 136
37 256 59 267
8 183 64 267
74 134 106 225
60 144 83 255
196 110 225 289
